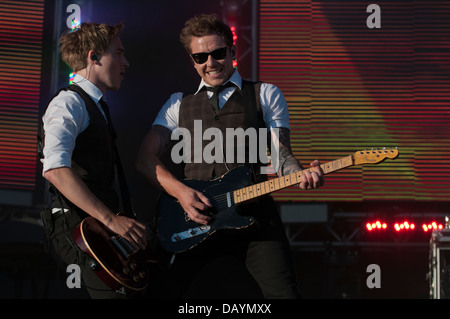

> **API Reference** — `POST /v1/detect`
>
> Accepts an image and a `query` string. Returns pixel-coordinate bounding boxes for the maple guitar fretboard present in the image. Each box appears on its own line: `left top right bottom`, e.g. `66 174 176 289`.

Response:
233 148 398 204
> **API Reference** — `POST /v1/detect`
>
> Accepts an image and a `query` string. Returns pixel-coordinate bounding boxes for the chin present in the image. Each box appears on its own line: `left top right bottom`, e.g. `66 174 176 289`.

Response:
206 78 225 87
112 82 122 91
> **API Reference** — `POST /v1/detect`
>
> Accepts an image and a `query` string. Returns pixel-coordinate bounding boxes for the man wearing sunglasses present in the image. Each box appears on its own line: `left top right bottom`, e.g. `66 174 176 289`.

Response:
137 14 324 299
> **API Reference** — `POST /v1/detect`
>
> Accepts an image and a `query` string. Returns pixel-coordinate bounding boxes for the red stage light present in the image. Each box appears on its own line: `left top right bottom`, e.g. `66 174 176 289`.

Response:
366 220 387 231
422 221 443 232
230 25 238 68
366 219 444 233
394 221 416 232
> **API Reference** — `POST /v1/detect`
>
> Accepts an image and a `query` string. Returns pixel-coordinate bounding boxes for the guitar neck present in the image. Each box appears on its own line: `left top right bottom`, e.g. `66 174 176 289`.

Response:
233 155 354 204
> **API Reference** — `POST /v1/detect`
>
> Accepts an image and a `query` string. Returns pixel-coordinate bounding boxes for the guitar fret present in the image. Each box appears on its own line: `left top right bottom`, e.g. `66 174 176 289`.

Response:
233 155 356 204
295 171 302 185
337 158 343 170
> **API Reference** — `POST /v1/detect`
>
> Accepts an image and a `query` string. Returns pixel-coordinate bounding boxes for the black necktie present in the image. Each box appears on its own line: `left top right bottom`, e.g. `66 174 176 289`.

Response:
205 82 234 113
99 98 117 139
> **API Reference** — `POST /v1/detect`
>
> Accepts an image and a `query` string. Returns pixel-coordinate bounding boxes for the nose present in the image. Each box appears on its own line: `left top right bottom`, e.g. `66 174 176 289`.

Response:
122 55 130 68
206 54 218 67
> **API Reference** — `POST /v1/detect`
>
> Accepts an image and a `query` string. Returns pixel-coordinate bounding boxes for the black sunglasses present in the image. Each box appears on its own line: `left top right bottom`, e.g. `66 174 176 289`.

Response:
191 47 228 64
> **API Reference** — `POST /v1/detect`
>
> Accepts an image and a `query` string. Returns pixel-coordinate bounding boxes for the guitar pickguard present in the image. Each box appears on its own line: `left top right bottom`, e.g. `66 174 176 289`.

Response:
156 166 256 253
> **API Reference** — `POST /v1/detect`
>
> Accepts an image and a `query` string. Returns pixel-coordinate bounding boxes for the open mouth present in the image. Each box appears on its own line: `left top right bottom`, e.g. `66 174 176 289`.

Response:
207 69 222 77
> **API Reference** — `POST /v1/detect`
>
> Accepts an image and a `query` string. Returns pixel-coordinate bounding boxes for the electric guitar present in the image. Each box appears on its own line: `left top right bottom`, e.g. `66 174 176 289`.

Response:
156 148 399 253
73 217 157 292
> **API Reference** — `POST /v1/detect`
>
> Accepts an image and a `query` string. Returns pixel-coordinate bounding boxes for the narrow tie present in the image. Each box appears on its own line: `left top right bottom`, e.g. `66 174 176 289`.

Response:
99 98 117 139
205 82 234 113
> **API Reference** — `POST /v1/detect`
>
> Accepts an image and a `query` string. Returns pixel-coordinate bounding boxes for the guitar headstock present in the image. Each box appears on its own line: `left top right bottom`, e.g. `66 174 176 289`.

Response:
353 148 399 165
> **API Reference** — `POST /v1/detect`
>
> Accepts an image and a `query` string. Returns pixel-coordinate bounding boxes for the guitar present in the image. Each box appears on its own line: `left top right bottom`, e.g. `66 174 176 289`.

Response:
156 148 399 253
73 217 157 292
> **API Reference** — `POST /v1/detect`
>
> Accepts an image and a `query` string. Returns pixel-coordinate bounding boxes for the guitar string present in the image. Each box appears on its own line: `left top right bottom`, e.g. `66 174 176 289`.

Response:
207 174 300 209
200 155 368 209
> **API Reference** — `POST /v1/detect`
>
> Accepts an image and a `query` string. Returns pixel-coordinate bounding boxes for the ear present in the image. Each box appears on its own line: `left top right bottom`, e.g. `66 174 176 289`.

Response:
230 46 237 59
88 50 99 64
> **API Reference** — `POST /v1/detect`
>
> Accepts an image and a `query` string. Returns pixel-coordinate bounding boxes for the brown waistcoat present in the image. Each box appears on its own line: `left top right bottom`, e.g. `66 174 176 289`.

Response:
178 81 265 181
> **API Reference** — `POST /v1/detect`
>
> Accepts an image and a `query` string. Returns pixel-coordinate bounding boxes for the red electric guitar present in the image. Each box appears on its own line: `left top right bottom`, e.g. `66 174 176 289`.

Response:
73 217 157 292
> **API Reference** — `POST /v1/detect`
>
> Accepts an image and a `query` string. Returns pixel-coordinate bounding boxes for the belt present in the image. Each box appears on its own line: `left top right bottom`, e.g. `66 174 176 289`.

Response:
51 208 69 218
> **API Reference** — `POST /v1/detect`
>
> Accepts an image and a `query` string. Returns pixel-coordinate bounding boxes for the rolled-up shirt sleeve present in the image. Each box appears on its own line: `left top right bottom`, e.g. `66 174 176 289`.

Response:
152 92 183 131
41 91 88 175
260 83 291 131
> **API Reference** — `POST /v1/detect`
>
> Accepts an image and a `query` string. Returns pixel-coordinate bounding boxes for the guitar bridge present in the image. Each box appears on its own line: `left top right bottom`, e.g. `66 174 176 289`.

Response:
110 235 135 259
171 225 211 242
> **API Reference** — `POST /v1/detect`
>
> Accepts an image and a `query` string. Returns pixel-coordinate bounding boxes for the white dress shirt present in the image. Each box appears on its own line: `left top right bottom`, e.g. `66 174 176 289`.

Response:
153 70 290 131
41 74 108 175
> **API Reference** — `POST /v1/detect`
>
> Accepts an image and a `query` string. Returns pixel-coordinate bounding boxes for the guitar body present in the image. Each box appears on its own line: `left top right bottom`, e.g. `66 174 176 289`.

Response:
73 217 157 291
157 166 256 253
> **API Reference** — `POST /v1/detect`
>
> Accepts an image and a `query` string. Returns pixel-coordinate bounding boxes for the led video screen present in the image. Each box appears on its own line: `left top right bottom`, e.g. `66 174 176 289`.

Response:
259 0 450 202
0 1 45 206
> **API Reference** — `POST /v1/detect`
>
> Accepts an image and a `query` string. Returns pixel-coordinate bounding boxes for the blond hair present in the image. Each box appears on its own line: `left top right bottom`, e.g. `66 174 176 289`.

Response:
59 22 124 71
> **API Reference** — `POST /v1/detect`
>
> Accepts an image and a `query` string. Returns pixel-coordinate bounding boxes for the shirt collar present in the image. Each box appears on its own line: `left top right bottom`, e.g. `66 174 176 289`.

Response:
72 74 104 103
194 69 242 95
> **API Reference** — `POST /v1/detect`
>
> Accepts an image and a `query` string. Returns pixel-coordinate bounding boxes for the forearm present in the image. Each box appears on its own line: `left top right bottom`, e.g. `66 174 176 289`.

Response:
271 127 324 189
279 155 303 176
44 167 115 226
136 126 186 199
274 127 303 177
138 153 184 197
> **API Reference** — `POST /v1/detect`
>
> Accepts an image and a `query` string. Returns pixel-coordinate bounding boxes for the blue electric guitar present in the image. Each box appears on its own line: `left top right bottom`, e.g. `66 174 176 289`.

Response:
156 148 399 253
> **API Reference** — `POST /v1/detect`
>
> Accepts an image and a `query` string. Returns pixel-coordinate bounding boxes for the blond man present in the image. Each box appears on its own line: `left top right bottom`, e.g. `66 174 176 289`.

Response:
40 22 147 298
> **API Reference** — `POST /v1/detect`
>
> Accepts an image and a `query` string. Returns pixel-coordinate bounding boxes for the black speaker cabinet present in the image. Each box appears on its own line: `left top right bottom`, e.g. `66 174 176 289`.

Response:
429 229 450 299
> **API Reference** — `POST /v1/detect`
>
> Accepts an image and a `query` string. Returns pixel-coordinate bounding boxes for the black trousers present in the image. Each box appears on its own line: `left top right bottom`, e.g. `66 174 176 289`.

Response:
41 206 130 299
147 196 301 299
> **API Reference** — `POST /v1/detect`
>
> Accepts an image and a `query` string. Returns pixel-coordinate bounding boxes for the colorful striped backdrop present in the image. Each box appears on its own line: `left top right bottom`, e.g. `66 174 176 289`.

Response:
0 0 44 192
259 0 450 202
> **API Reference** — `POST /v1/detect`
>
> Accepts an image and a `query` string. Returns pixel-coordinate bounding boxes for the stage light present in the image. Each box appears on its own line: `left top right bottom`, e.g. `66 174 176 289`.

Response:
422 221 443 232
393 221 416 232
366 218 446 234
70 18 80 32
230 25 238 68
363 219 450 234
68 17 80 83
366 220 387 231
230 26 238 44
69 72 76 84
